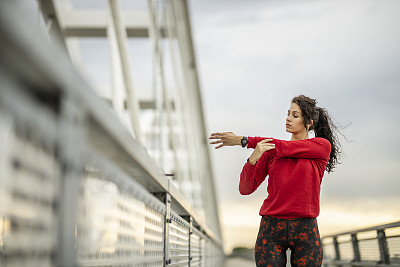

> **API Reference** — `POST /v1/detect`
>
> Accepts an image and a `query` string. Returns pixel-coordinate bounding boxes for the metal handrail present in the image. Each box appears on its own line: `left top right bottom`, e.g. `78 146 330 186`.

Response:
323 221 400 238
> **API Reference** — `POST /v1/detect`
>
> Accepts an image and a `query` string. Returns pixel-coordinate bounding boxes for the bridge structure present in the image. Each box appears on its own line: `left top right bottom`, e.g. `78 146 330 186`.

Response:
1 1 400 267
0 0 223 266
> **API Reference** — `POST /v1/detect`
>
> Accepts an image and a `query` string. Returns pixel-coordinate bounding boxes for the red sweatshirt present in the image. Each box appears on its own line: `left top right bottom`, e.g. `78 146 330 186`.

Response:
240 137 331 219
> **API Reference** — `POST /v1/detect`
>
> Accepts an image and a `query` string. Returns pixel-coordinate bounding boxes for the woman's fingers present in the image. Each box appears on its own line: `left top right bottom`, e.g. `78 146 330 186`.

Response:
209 132 228 138
209 133 225 148
209 132 223 139
215 143 225 149
256 139 274 148
209 133 223 146
209 132 238 148
256 143 275 153
264 143 275 149
209 132 234 138
256 139 275 152
267 144 275 150
259 139 273 143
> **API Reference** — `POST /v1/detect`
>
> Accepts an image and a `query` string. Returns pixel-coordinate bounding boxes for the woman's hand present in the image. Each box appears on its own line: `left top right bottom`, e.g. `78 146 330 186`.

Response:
248 139 275 165
209 132 242 149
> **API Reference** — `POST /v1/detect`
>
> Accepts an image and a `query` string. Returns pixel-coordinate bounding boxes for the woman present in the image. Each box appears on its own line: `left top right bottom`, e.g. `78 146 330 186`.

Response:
209 95 341 266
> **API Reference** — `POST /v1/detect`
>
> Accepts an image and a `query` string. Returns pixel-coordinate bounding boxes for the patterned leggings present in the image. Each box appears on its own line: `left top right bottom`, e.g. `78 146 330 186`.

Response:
255 216 323 267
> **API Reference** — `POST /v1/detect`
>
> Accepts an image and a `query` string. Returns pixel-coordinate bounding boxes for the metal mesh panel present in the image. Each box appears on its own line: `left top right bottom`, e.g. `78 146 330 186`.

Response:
201 239 212 267
0 116 60 267
338 241 353 261
322 240 336 260
199 238 206 267
76 163 165 267
208 242 223 267
388 235 400 264
190 227 202 267
169 211 190 266
359 238 380 261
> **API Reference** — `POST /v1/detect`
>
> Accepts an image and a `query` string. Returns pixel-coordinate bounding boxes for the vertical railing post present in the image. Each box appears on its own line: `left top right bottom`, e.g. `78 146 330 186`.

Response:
57 99 85 267
333 236 343 267
182 215 192 266
377 229 390 264
351 234 361 262
188 216 193 266
155 192 172 267
164 193 172 266
333 236 341 261
200 235 203 266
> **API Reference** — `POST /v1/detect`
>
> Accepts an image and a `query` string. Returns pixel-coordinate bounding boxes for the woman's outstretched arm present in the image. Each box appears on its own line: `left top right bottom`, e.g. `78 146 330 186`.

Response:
209 132 269 149
209 132 242 149
209 132 330 161
273 138 331 161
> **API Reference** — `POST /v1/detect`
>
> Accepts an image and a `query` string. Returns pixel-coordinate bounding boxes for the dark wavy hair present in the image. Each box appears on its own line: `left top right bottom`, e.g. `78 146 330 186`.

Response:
292 95 342 173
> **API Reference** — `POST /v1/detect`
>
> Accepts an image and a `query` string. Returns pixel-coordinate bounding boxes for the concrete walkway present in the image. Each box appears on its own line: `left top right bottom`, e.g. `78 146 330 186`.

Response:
223 257 256 267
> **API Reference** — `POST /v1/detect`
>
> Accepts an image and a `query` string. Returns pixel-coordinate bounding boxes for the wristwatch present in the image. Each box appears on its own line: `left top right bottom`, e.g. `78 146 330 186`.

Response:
241 136 248 148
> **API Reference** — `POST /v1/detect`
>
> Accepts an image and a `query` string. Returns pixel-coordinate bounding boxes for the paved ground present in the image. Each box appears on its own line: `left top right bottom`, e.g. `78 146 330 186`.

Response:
223 257 256 267
223 255 292 267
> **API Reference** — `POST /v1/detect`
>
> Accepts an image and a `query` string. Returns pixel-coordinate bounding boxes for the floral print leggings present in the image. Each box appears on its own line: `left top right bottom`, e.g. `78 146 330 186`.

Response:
255 216 323 267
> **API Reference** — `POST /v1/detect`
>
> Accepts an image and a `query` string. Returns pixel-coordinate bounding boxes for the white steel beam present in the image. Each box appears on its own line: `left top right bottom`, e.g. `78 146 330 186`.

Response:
108 8 126 129
62 10 150 37
107 0 142 143
168 0 222 240
147 0 180 177
38 0 69 52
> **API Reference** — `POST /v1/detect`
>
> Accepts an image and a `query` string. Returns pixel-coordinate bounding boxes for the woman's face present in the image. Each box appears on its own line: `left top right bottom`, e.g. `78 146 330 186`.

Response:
286 102 306 134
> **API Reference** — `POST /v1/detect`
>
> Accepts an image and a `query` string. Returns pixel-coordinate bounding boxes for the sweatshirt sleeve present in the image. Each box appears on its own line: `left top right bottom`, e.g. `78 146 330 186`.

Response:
273 137 331 161
247 136 272 149
239 153 269 195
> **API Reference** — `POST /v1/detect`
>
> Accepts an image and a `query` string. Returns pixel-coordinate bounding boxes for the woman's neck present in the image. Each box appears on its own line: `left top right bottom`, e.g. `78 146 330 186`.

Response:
291 131 309 141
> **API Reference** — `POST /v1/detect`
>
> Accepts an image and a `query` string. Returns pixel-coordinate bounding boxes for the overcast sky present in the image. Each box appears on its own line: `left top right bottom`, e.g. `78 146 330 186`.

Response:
38 0 400 253
188 0 400 252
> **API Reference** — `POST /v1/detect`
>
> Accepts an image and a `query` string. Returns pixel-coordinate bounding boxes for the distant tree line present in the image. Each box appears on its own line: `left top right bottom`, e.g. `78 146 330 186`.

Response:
230 247 255 261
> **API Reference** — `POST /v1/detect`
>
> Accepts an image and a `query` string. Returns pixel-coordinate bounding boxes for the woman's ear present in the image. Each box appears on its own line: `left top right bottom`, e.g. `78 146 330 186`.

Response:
307 120 314 131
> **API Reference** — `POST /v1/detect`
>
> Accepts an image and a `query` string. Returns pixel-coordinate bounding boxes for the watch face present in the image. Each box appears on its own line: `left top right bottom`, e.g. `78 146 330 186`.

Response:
241 137 248 146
